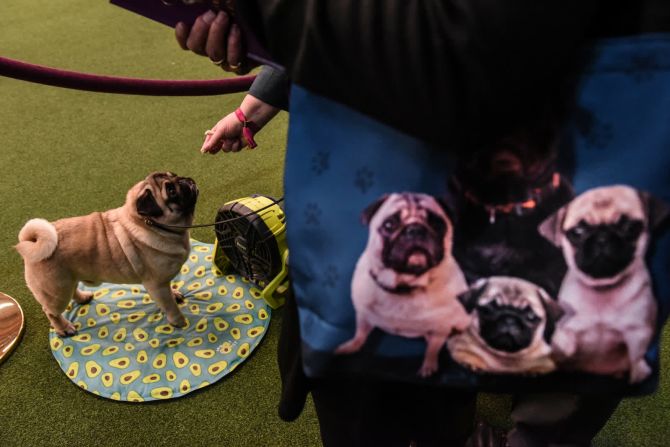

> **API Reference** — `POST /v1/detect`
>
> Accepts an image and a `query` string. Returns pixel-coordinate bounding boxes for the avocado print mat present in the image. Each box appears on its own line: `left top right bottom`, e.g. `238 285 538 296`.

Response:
49 240 271 402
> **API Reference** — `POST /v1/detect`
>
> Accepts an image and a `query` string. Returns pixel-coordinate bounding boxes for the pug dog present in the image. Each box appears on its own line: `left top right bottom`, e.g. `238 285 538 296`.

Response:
335 192 470 377
539 185 669 383
448 276 563 374
16 172 198 337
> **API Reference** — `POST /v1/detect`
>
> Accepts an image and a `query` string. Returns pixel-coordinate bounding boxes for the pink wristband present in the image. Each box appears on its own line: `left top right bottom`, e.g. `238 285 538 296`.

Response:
234 108 258 149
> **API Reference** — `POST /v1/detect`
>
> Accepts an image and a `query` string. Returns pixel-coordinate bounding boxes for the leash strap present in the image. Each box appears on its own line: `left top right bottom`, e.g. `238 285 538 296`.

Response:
0 55 255 96
144 196 284 231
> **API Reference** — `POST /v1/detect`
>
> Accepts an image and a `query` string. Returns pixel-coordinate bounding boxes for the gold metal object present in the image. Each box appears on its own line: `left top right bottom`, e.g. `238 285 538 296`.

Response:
0 292 25 365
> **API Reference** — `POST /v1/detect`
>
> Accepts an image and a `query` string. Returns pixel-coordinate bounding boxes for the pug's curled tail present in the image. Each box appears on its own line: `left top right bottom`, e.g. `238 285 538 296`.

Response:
16 218 58 262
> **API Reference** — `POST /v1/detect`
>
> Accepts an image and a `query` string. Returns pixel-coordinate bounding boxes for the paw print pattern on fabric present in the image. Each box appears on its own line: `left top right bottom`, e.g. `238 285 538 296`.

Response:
624 53 661 83
304 202 322 226
322 265 340 289
574 106 613 149
354 167 375 194
311 151 330 175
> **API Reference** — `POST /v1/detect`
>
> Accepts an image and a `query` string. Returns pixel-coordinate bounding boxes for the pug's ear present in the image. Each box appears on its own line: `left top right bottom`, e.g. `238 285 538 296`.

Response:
538 205 568 247
457 279 488 313
639 191 670 232
361 194 389 226
537 289 563 323
537 288 564 343
136 190 163 218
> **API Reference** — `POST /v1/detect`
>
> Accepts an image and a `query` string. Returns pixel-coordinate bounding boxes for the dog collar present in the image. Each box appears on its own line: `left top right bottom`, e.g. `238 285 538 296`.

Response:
143 218 189 235
369 270 420 295
141 197 285 235
463 172 562 224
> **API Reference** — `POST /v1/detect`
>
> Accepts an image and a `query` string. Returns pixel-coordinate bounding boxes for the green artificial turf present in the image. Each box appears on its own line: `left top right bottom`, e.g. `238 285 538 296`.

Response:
0 2 669 446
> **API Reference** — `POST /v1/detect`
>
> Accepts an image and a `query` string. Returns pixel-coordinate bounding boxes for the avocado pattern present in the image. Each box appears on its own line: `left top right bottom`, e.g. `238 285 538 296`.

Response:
49 240 271 402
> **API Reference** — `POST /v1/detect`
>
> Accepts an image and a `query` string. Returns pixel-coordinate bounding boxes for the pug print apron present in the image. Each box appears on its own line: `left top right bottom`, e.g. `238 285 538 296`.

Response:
283 34 670 394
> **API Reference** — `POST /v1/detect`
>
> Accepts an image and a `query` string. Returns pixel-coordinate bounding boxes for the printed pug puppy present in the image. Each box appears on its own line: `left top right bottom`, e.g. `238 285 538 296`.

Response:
16 172 198 337
539 185 669 383
336 193 470 377
448 276 563 374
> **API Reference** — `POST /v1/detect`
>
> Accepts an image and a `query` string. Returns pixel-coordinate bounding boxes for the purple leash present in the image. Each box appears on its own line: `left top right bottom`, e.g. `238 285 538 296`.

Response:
0 55 255 96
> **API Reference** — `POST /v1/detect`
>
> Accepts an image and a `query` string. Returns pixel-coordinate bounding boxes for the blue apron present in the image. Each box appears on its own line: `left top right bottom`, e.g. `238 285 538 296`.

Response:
284 34 670 395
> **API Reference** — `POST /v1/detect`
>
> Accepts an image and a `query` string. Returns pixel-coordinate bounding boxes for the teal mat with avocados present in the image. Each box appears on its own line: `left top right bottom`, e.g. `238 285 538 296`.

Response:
50 241 271 402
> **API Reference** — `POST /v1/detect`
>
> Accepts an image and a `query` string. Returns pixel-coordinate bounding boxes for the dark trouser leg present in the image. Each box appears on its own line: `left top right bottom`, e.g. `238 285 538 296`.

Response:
277 291 311 421
312 378 476 447
507 393 621 447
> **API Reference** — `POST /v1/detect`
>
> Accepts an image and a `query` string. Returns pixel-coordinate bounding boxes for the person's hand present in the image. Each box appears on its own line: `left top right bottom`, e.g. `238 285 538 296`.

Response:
202 110 246 153
201 94 280 154
175 9 253 74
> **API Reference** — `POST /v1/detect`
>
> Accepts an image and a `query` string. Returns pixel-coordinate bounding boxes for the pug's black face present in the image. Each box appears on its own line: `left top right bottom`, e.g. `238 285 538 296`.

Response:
162 173 198 216
477 300 541 353
565 215 644 279
136 172 199 224
379 209 447 276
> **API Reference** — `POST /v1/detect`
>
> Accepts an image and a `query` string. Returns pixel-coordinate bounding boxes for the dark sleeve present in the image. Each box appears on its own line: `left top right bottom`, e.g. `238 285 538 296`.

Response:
237 0 601 150
248 65 290 111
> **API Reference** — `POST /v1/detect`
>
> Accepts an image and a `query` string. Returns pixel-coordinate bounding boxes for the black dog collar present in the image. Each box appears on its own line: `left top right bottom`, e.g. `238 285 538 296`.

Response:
143 218 189 235
369 270 421 295
462 172 562 224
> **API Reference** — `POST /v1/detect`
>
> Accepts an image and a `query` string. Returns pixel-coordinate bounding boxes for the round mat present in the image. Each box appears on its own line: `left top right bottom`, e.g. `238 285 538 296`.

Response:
49 240 271 402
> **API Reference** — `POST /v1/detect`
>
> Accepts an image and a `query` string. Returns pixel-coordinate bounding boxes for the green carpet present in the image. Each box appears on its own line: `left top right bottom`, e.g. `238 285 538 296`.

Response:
0 2 668 446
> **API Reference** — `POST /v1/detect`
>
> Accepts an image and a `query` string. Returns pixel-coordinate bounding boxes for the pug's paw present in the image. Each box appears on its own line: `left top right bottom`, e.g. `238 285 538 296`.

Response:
74 290 94 305
173 290 185 304
466 364 482 373
418 359 438 378
551 330 577 360
629 359 652 384
56 321 78 338
452 351 486 373
167 313 187 328
335 338 365 355
524 362 556 376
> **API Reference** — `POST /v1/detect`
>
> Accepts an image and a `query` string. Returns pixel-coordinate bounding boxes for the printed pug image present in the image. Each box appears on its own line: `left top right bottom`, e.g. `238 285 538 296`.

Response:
336 193 470 377
539 185 669 383
448 276 563 374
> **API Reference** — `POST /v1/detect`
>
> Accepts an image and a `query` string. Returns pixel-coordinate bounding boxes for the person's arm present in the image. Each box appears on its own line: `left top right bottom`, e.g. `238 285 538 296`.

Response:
248 65 290 111
237 0 601 150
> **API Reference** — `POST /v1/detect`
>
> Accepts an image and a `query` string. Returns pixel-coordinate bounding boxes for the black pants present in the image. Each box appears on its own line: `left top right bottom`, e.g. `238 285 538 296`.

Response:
507 393 621 447
310 387 621 447
312 378 477 447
